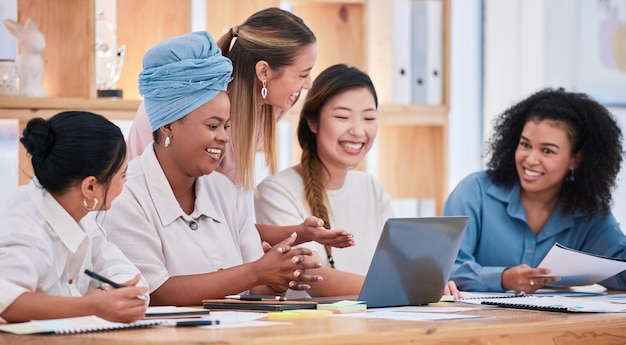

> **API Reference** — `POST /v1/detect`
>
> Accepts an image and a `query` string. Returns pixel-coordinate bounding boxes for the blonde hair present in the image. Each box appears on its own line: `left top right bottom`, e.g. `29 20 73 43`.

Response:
217 8 316 190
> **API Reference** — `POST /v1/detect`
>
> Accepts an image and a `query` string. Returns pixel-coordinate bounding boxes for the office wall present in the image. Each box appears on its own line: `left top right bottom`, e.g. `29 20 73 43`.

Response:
447 0 484 192
0 1 17 59
484 0 626 226
1 0 623 223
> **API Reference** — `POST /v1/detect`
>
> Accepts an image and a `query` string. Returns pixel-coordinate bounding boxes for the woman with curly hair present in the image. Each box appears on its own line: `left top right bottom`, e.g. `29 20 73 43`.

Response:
443 88 626 293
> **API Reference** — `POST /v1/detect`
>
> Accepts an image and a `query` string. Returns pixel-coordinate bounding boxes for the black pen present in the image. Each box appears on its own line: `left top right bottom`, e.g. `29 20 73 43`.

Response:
84 269 147 300
171 319 220 327
84 269 125 288
225 294 287 301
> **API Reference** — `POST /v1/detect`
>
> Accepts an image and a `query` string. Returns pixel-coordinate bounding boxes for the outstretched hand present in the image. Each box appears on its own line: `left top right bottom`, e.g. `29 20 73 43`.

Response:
301 216 354 248
501 264 561 293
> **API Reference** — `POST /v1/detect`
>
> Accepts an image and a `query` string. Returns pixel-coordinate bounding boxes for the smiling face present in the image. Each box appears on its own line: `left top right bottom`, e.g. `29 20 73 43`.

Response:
263 43 317 112
515 119 578 198
168 92 231 177
311 87 378 177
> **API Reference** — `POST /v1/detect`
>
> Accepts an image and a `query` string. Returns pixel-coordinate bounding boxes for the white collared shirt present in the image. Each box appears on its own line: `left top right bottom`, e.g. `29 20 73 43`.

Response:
104 145 263 293
255 167 395 299
0 181 143 314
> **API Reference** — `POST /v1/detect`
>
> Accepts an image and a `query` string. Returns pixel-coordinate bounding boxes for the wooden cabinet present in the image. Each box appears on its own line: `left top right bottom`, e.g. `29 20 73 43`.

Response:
2 0 450 214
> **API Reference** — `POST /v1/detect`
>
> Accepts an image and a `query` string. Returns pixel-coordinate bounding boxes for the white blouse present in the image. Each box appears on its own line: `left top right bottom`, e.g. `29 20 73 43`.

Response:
0 181 142 315
104 146 264 293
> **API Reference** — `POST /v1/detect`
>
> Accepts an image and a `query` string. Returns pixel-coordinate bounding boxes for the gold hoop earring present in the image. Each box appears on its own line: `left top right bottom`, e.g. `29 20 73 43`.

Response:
164 136 171 147
83 197 99 211
261 80 267 99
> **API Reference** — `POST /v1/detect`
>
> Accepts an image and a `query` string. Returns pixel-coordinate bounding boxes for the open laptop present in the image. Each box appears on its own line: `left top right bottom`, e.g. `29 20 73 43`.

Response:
356 216 468 308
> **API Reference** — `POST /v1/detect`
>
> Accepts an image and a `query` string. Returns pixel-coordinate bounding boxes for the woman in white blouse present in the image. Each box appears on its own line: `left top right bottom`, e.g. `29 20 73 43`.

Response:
104 31 322 306
0 111 148 323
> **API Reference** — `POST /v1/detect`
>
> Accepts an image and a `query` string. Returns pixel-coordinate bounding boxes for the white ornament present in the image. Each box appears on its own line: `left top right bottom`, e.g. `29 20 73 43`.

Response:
3 18 47 97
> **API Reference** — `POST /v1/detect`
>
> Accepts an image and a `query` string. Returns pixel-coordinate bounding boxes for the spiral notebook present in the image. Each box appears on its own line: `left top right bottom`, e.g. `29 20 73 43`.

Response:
477 295 626 313
0 316 165 335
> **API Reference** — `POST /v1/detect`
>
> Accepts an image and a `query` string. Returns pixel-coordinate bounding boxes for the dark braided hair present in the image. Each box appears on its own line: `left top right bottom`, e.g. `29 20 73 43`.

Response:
486 88 623 219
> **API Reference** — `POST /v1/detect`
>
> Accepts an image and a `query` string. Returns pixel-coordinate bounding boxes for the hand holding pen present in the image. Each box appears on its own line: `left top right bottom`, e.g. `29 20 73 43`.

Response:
84 269 148 300
82 270 148 323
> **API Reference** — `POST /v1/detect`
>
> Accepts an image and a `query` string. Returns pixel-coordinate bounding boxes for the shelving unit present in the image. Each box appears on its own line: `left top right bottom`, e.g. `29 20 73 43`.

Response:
1 0 450 214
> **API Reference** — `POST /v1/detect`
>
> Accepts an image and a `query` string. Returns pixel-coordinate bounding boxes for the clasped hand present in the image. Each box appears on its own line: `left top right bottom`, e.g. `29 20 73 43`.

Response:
262 232 323 291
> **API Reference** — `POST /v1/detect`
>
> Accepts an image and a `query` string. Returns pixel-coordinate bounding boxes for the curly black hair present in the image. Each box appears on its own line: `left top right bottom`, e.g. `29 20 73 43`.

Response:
486 88 623 220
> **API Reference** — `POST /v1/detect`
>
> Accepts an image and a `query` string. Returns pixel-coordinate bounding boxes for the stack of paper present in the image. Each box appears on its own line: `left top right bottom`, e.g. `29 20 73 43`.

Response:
536 243 626 287
316 300 367 314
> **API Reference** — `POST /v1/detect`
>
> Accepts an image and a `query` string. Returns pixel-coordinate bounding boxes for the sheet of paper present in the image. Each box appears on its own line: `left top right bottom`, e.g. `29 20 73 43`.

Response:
146 306 202 313
208 311 268 322
536 242 626 287
335 311 482 321
193 311 282 329
376 306 475 313
207 320 284 329
593 294 626 304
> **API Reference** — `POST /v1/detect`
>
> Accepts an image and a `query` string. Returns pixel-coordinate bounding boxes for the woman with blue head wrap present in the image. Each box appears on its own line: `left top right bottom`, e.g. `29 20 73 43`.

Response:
126 8 317 188
126 8 354 262
105 31 323 306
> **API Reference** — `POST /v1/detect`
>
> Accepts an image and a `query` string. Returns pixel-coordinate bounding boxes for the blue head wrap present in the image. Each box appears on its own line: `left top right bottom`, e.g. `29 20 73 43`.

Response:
139 31 233 131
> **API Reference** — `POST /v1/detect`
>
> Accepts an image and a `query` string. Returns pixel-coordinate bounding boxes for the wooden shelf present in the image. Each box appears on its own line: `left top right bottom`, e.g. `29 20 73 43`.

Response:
0 97 141 121
5 0 451 214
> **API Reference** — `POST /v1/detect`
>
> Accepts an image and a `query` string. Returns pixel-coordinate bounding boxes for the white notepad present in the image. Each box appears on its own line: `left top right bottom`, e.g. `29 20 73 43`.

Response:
0 315 164 335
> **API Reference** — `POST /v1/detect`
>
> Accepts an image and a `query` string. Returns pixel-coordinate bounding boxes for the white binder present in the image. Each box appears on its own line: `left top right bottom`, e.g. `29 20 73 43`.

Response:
392 0 413 104
411 0 443 105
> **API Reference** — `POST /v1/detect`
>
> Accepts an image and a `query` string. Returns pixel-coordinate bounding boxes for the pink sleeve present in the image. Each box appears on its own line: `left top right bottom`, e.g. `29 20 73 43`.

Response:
126 101 153 160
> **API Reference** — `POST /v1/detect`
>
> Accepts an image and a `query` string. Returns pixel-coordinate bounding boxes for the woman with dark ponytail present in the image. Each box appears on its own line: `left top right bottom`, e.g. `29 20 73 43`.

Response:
255 64 461 298
0 111 148 323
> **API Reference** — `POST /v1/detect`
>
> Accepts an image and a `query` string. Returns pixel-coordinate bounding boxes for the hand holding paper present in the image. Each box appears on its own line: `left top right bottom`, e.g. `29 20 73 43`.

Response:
535 243 626 287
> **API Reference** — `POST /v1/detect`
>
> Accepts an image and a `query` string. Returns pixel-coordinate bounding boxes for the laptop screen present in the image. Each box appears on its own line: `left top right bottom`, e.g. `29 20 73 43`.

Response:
358 217 468 308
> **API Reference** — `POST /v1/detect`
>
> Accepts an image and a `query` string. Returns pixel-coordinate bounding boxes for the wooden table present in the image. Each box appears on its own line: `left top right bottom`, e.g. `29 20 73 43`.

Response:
1 303 625 345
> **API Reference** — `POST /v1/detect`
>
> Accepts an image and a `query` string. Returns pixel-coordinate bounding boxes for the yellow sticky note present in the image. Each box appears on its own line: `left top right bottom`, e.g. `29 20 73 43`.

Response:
266 312 301 320
439 295 455 302
291 309 333 318
316 300 367 312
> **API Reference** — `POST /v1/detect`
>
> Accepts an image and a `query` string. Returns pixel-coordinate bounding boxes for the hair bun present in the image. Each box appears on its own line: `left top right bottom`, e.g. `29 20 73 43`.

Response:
20 117 54 162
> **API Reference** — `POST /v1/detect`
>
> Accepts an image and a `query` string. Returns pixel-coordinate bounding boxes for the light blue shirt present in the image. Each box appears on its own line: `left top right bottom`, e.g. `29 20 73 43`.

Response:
443 171 626 292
